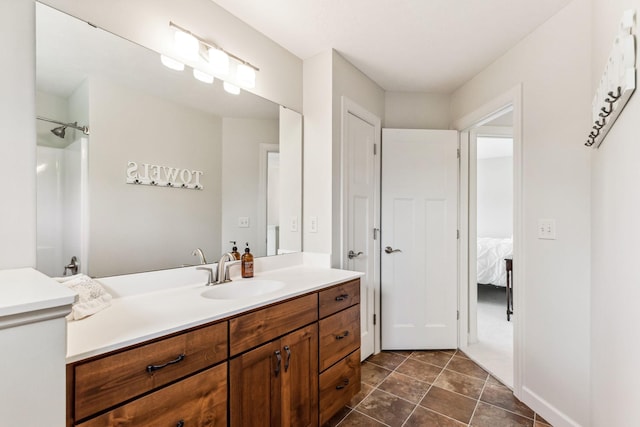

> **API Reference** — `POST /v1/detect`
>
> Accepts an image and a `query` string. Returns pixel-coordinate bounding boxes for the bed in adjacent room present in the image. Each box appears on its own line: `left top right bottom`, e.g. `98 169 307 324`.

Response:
477 237 512 287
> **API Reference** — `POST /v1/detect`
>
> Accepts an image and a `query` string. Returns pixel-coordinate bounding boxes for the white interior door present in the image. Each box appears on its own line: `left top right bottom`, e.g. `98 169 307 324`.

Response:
381 129 458 350
342 98 380 360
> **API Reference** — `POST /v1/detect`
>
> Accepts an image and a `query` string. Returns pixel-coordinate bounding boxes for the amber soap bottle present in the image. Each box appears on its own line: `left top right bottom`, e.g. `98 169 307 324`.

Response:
241 242 254 278
230 241 241 260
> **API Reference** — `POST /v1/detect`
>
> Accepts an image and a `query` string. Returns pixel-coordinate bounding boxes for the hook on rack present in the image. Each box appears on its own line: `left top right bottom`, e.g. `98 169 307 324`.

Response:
600 105 613 116
607 86 622 101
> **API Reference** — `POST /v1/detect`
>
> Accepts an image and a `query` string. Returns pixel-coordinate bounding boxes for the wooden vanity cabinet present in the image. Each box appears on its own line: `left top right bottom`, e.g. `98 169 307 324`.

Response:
68 278 361 427
230 323 318 427
317 279 361 425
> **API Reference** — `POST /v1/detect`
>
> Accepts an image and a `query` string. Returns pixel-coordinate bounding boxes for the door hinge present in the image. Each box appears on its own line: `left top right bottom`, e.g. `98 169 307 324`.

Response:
457 229 460 239
373 228 379 240
457 310 460 320
457 148 460 159
373 313 377 325
374 143 377 155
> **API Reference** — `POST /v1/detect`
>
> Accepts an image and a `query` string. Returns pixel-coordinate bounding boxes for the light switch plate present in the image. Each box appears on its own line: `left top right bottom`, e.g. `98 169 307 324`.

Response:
309 216 318 233
538 218 556 239
238 216 250 228
290 216 298 232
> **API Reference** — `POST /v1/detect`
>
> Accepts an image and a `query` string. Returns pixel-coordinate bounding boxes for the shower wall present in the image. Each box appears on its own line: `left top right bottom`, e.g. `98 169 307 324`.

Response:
36 139 88 277
36 146 64 276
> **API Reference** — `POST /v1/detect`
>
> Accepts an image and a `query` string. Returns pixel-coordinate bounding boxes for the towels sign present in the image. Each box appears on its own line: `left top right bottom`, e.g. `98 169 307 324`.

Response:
126 161 204 190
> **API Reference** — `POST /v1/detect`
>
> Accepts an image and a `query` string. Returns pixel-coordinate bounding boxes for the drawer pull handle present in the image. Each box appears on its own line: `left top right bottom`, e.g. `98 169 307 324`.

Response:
335 331 350 340
335 294 349 301
336 378 350 390
274 350 282 377
176 420 185 427
146 354 185 373
284 345 291 372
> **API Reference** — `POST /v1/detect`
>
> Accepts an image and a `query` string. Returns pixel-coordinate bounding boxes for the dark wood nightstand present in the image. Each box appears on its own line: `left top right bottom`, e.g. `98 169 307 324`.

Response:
505 258 513 321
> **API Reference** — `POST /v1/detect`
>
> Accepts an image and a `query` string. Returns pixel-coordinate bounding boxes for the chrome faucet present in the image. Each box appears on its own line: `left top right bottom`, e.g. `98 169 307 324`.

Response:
215 253 237 285
192 248 207 265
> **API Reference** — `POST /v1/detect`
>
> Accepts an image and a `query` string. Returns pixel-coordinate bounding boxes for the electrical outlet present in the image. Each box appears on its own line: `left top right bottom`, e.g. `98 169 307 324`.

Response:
309 216 318 233
238 216 250 228
538 218 556 240
290 216 298 232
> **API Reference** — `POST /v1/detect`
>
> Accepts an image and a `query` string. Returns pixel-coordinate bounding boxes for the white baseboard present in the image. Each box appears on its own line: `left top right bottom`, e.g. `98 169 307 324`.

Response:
519 386 585 427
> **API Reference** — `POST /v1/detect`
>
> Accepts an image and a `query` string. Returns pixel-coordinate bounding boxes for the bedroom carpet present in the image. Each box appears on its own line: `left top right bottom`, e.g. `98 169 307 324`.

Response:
464 285 514 388
323 350 551 426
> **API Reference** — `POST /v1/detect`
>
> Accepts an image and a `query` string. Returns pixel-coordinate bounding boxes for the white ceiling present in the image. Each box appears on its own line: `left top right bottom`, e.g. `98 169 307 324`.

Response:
211 0 572 93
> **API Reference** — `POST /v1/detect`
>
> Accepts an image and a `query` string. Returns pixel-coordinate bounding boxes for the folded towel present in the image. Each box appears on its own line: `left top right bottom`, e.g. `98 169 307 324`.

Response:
54 274 112 321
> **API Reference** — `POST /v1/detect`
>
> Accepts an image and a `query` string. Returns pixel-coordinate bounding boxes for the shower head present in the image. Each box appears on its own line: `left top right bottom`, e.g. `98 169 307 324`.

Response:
51 125 67 139
37 116 90 137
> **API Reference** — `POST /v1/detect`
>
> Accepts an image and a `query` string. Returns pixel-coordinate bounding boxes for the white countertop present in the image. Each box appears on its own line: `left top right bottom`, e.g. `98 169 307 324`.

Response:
66 265 362 363
0 268 76 317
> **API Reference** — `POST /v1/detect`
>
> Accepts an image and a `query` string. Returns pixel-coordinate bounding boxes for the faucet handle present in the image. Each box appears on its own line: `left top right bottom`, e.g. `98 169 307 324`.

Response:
196 266 215 285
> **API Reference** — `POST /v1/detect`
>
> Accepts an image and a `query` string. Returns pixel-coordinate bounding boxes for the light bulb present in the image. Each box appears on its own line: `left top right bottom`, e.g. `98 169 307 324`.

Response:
236 63 256 88
223 81 240 95
174 30 199 61
208 47 229 75
160 54 185 71
193 69 214 84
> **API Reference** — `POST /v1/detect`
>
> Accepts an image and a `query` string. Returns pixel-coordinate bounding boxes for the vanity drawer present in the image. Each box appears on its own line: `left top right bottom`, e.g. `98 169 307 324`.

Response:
229 293 318 356
319 349 361 426
318 279 360 319
76 362 227 427
318 304 360 371
73 321 227 421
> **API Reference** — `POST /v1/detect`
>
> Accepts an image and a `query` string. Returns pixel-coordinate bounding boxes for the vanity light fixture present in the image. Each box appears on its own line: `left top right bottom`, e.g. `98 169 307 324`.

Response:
223 81 240 95
208 47 230 75
160 54 185 71
173 29 200 61
162 21 259 91
236 63 256 89
193 69 214 84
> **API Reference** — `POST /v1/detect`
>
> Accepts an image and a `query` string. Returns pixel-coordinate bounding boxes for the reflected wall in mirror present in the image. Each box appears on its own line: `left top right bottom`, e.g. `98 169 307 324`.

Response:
35 3 302 278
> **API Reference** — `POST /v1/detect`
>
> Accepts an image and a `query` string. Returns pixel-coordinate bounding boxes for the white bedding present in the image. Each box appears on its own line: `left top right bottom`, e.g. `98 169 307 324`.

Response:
477 237 512 287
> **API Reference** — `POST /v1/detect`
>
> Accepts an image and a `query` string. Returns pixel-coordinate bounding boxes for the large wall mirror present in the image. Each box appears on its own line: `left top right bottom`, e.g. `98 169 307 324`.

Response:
35 3 302 278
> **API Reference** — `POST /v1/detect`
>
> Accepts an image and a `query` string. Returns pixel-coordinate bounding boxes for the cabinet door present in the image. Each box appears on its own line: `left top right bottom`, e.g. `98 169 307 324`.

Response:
281 324 318 427
230 340 282 427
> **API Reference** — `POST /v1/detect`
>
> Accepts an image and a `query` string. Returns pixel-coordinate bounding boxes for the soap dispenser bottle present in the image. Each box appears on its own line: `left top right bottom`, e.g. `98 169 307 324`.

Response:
230 241 241 260
241 242 254 278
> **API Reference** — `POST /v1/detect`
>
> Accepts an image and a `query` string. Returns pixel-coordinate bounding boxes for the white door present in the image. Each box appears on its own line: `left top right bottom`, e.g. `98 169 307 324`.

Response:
342 98 380 360
381 129 458 349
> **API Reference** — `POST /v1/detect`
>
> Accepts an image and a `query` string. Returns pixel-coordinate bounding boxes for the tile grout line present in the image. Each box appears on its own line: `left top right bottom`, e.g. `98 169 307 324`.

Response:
468 373 490 426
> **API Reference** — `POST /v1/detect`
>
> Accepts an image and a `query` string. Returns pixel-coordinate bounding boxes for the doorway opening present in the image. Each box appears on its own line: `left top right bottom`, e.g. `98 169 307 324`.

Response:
455 84 523 392
467 117 514 387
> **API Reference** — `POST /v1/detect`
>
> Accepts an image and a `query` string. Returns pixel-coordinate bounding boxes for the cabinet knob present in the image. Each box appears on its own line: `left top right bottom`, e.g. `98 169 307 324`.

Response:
335 331 350 340
336 378 350 390
176 420 185 427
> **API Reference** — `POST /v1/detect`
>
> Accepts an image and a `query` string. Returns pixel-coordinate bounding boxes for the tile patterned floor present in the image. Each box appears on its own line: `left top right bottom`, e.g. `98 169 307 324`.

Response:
323 350 552 427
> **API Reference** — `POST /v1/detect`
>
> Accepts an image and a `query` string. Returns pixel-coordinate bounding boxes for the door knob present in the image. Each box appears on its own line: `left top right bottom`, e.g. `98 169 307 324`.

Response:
348 250 363 259
384 246 402 254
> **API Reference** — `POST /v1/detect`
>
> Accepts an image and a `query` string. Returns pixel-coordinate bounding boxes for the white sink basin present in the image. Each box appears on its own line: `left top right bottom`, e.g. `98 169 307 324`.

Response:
201 279 286 300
